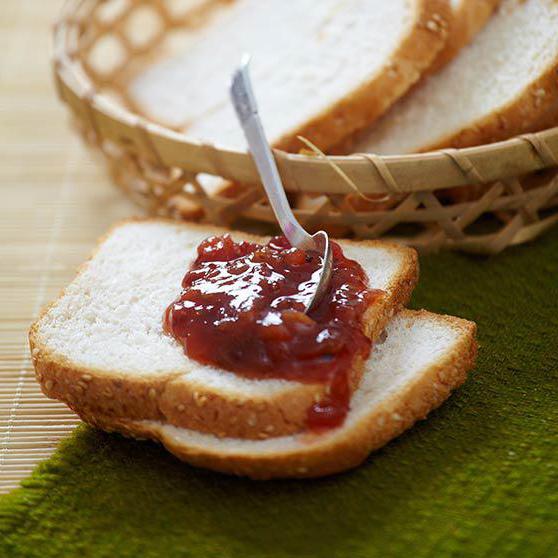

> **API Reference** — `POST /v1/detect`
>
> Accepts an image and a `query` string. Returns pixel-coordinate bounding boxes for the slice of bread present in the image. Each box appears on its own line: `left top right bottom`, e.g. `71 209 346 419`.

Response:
77 309 477 479
130 0 450 153
30 219 418 440
430 0 500 71
292 0 499 227
353 0 558 155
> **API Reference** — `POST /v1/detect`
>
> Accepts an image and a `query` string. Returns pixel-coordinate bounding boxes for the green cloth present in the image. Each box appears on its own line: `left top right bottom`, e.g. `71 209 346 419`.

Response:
1 228 557 558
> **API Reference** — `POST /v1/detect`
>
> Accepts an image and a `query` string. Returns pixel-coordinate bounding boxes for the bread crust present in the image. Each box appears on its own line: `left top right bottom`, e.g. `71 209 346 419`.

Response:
73 310 477 479
429 0 500 72
29 218 419 440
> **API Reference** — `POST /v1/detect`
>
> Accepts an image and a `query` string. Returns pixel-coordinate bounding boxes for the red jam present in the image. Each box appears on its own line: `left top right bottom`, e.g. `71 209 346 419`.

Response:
164 235 381 430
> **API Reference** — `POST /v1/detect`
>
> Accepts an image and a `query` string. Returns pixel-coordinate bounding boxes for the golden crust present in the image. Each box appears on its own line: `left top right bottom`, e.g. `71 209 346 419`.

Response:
75 310 477 479
429 0 501 73
29 218 419 440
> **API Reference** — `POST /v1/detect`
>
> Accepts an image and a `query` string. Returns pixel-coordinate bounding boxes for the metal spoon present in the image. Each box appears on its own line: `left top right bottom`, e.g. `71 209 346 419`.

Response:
230 56 333 313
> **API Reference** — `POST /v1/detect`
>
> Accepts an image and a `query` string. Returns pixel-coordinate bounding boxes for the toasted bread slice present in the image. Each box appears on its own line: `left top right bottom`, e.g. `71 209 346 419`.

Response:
130 0 449 153
76 310 477 479
30 219 418 439
353 0 558 155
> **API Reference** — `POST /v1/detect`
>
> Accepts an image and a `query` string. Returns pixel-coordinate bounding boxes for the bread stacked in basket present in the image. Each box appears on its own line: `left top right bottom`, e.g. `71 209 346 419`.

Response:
124 0 558 225
131 0 558 159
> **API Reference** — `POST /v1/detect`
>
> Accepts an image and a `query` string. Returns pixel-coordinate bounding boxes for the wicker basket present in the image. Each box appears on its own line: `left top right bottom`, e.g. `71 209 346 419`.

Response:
52 0 558 254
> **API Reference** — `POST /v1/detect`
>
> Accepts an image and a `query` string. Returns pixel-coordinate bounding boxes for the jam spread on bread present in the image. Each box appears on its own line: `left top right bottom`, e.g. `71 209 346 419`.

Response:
164 235 381 430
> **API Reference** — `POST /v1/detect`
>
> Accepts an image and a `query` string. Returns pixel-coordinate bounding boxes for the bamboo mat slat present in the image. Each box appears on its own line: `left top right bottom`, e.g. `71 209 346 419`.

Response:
0 0 136 494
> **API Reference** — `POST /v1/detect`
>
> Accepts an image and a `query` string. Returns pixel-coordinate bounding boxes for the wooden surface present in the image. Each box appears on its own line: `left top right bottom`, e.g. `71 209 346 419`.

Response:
0 0 136 494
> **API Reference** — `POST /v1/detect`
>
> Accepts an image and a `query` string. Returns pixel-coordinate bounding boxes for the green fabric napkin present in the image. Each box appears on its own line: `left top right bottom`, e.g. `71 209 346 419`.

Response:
1 227 557 558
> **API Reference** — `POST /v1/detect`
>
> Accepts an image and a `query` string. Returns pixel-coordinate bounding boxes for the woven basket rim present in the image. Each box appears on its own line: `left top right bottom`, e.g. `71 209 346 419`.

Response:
52 0 558 196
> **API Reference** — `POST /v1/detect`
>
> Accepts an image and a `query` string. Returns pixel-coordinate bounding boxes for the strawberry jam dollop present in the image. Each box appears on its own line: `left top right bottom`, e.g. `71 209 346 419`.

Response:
164 234 382 430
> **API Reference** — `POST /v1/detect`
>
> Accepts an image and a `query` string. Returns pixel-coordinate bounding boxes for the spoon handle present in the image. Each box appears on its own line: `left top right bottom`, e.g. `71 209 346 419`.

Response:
230 57 314 250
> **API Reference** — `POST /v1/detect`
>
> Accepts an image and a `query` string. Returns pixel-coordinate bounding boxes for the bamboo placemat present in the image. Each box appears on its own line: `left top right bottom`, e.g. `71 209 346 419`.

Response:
0 0 136 494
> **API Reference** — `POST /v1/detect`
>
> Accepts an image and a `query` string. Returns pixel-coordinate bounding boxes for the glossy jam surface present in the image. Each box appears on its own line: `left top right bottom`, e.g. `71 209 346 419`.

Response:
164 235 381 429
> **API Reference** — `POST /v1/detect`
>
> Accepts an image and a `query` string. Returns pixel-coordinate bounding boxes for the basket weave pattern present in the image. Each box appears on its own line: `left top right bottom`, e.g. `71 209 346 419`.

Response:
53 0 558 254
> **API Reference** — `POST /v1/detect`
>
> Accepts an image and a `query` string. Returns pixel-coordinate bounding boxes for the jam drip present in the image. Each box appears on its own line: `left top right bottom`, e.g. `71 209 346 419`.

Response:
164 235 381 430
